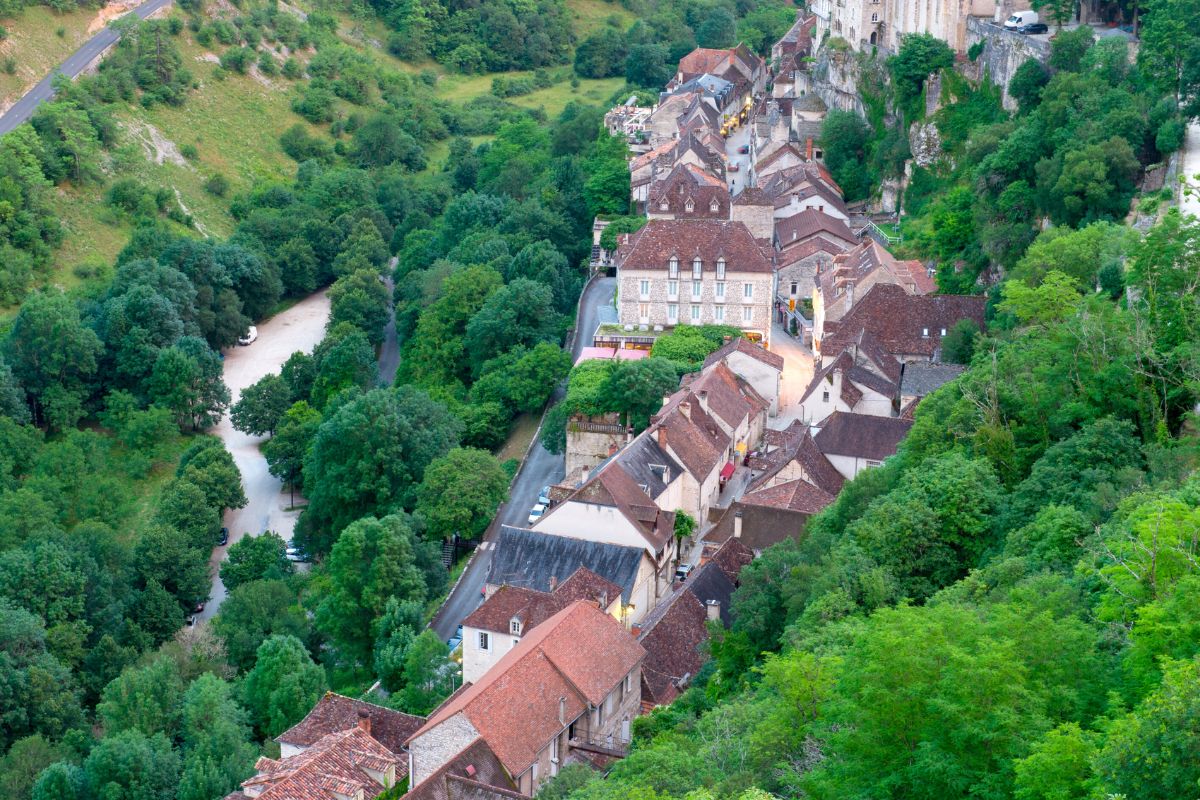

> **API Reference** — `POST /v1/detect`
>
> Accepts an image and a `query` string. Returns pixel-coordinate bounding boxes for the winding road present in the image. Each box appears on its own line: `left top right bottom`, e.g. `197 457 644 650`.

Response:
431 275 617 640
0 0 173 135
199 290 331 621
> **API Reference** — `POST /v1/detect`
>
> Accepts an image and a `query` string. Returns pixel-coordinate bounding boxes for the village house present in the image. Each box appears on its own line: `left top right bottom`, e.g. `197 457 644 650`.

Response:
636 538 752 709
820 282 987 364
402 739 522 800
771 13 817 68
730 187 776 242
615 219 775 344
228 717 406 800
810 0 1005 53
405 601 646 796
774 209 859 310
897 361 966 414
275 693 424 759
701 336 784 416
630 131 726 209
811 239 936 356
462 567 624 684
797 332 902 424
812 411 914 480
647 162 732 221
669 44 766 100
485 526 653 624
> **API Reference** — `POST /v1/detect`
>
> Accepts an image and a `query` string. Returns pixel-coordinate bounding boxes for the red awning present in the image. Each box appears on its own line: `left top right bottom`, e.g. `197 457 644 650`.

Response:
720 462 736 480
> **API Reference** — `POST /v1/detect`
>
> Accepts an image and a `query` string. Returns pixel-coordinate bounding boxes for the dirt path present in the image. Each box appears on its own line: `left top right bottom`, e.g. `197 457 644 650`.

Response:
1182 119 1200 221
198 289 331 621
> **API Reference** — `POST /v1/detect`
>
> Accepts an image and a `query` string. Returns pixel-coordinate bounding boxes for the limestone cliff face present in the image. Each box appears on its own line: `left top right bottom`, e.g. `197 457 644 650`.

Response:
909 121 943 168
797 47 867 117
963 16 1049 110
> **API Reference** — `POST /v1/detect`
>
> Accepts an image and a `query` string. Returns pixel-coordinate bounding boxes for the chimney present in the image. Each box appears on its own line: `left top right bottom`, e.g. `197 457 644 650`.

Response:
581 466 590 485
466 765 476 777
698 390 709 414
680 402 691 421
661 396 671 407
357 709 371 735
706 599 721 622
733 510 743 538
626 424 634 444
657 427 667 448
805 137 813 160
549 575 559 592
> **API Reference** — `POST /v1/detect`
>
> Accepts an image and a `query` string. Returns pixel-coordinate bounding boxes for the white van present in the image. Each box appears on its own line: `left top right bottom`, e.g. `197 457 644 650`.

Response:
237 325 258 346
1003 10 1038 28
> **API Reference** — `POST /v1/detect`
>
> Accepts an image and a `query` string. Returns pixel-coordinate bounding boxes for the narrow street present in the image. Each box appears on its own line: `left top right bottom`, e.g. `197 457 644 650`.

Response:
724 122 753 195
1182 119 1200 221
199 290 331 621
430 275 617 640
768 320 816 430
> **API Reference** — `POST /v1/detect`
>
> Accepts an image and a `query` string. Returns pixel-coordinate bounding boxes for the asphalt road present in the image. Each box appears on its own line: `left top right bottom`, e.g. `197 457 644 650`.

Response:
0 0 174 136
431 275 617 640
1182 119 1200 221
379 267 400 385
198 290 331 621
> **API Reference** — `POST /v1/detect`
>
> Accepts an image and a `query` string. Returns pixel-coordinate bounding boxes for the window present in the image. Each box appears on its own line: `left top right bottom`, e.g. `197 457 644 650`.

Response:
638 303 649 322
478 632 490 650
940 328 947 336
668 280 678 298
659 199 669 211
922 327 929 338
710 199 719 213
625 673 634 693
668 257 679 278
510 619 521 635
692 280 702 298
639 279 650 298
790 281 798 295
668 303 678 322
742 306 753 322
716 258 726 279
715 305 725 321
692 258 702 279
822 390 830 403
743 282 753 299
685 199 695 212
691 304 701 321
871 11 878 21
715 281 725 300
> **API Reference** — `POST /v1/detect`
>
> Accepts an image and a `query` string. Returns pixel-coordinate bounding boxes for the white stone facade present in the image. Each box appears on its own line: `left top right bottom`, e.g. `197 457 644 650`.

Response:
618 268 775 344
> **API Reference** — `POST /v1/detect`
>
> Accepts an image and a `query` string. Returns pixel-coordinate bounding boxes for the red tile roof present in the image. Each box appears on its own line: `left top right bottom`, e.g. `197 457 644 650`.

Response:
814 411 913 461
463 567 621 635
617 220 772 274
241 726 403 800
542 462 676 552
402 738 521 800
648 163 730 219
702 336 785 371
741 478 836 514
637 591 707 707
821 283 987 360
819 240 935 300
409 602 645 777
276 693 424 756
775 209 857 249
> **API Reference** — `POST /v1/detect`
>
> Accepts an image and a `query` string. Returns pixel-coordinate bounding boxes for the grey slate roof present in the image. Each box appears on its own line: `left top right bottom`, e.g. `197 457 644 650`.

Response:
488 527 644 604
900 362 965 397
680 562 737 625
611 435 685 499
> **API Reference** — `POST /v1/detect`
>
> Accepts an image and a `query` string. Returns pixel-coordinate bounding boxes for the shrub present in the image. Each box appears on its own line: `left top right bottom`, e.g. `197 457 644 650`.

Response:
204 173 230 197
281 57 303 79
180 143 199 161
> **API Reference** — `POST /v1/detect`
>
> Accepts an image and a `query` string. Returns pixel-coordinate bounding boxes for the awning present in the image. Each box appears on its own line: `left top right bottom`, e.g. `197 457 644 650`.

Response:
720 462 736 480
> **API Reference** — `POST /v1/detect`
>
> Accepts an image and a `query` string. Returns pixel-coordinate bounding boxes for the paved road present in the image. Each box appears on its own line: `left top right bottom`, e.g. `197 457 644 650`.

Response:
0 0 174 135
379 267 400 385
431 275 617 640
198 290 331 621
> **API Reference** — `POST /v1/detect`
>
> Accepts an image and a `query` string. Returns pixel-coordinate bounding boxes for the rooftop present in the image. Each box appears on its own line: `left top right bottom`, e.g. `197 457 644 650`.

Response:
487 526 645 604
276 693 424 756
814 411 914 461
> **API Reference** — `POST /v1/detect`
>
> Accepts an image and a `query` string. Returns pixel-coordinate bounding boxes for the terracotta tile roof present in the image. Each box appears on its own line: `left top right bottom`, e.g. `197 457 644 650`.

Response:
637 590 707 706
487 527 644 604
821 283 987 360
742 478 835 514
777 236 852 266
732 186 772 206
703 501 809 551
814 411 913 461
277 693 424 755
543 462 676 552
818 240 935 301
702 336 785 371
748 421 844 496
408 602 645 777
648 163 730 219
775 209 857 249
798 348 899 409
402 738 521 800
464 567 621 636
241 726 403 800
707 536 754 581
617 220 772 274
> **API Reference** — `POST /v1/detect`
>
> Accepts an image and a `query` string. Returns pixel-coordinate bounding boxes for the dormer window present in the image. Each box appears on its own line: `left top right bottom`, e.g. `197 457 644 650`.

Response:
922 327 929 338
716 258 726 279
940 328 947 336
710 199 719 213
685 199 695 212
659 199 669 211
692 257 702 279
669 257 679 277
510 618 522 635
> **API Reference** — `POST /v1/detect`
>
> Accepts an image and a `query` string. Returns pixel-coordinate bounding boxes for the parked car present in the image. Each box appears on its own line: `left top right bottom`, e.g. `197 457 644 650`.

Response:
1003 9 1037 28
447 624 464 651
1018 22 1048 33
237 325 258 346
538 485 552 505
527 503 547 525
218 527 229 546
193 601 206 614
675 563 694 582
285 545 309 563
737 144 750 154
728 163 740 172
186 615 197 627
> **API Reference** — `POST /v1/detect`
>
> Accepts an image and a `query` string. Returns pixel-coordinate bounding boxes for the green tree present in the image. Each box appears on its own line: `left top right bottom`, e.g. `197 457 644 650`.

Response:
1013 723 1096 800
315 514 432 663
888 33 955 110
1008 58 1049 113
1138 0 1200 109
1047 25 1094 71
300 387 462 552
147 337 230 430
177 438 247 513
600 357 680 428
416 447 510 540
177 673 257 800
328 268 392 345
3 289 102 429
625 43 671 89
31 762 85 800
155 478 220 551
82 730 179 800
469 342 572 413
96 656 184 738
220 532 293 593
464 278 563 375
574 28 628 78
696 7 735 47
397 630 453 714
264 401 322 497
0 735 71 800
373 597 423 692
820 110 873 201
241 635 326 738
231 374 292 437
213 579 310 673
941 318 980 364
0 601 83 750
1032 0 1074 30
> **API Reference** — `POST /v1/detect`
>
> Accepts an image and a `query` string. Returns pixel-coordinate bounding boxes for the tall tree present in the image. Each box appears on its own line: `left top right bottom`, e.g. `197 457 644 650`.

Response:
241 635 326 738
177 674 257 800
415 447 510 540
231 374 292 437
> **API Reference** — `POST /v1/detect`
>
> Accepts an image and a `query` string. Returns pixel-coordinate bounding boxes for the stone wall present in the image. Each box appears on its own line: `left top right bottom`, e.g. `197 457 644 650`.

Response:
798 48 866 117
965 16 1049 111
566 414 626 477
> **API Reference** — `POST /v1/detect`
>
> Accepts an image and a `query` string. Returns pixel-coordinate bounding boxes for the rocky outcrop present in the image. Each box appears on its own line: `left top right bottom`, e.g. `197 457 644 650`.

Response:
909 121 943 168
964 16 1049 111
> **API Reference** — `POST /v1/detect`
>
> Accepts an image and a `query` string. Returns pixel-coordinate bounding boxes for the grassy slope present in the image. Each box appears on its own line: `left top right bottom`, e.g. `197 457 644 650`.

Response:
0 5 99 109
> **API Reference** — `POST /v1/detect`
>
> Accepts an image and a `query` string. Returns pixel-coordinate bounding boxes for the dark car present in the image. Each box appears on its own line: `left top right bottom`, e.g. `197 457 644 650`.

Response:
1018 22 1048 33
194 601 206 614
218 527 229 546
737 144 750 154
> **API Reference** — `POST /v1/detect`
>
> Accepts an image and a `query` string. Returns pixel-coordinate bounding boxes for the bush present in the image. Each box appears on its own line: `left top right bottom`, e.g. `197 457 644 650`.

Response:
967 41 984 61
180 143 199 161
56 26 66 38
281 57 303 79
258 52 278 76
204 173 230 197
2 58 15 75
